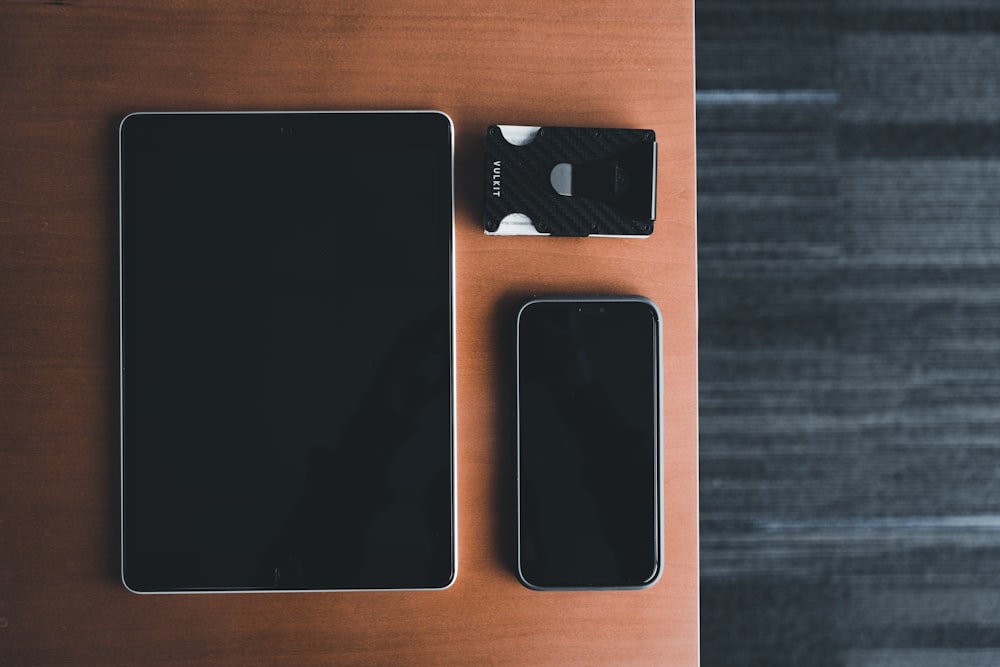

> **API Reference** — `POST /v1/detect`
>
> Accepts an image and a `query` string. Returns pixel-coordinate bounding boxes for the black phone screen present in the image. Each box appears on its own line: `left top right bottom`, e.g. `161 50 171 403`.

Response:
120 112 455 592
516 297 661 589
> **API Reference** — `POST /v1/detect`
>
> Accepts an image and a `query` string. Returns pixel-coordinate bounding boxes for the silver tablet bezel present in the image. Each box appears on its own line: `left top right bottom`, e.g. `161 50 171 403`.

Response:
118 110 457 594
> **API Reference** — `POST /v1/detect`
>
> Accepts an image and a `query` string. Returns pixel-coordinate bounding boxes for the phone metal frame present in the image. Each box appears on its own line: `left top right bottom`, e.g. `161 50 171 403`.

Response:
514 295 664 591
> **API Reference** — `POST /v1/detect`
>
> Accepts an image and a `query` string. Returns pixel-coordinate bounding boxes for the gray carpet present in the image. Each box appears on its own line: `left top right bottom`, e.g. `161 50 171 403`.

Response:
696 1 1000 664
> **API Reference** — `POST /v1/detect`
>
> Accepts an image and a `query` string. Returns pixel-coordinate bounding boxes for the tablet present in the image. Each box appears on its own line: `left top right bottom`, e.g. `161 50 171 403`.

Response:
119 111 455 592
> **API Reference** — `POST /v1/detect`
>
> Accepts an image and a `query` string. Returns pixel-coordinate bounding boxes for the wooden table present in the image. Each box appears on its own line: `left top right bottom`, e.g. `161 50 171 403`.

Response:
0 1 698 664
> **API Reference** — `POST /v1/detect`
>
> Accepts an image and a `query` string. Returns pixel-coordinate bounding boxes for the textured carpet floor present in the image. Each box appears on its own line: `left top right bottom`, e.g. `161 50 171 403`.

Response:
697 1 1000 665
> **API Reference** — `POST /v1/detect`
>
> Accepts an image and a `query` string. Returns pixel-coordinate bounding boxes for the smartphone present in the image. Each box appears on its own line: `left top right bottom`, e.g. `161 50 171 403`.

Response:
516 296 662 590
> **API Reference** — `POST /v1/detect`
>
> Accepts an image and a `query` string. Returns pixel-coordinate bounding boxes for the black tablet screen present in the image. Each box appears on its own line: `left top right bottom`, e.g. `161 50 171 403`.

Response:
120 112 454 591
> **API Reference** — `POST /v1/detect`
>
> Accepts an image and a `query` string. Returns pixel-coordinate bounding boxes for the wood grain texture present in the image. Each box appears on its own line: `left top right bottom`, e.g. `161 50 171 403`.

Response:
0 1 698 664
